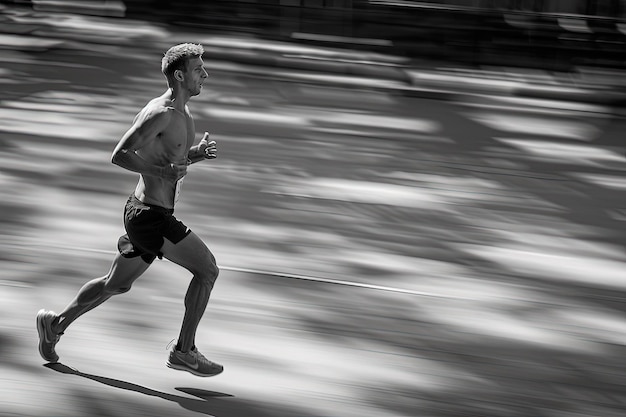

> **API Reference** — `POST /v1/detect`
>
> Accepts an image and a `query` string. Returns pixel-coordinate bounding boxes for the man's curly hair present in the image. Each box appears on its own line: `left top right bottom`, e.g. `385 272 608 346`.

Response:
161 43 204 78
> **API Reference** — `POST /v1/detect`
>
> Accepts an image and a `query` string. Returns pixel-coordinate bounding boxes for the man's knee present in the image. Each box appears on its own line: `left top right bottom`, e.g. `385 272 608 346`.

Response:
197 259 219 286
104 284 132 296
103 277 133 295
207 261 219 283
113 285 132 294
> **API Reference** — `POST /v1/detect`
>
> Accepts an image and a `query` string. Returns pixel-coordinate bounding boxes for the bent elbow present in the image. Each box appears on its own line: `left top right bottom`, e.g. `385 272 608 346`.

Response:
111 152 120 166
111 148 127 167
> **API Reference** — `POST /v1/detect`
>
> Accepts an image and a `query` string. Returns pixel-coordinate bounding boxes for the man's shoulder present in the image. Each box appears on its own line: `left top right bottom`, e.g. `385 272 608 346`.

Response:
136 100 175 125
145 98 176 116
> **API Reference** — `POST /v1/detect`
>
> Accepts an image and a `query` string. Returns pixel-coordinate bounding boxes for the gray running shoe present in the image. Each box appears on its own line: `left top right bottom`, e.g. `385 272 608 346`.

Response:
36 309 62 363
166 344 223 377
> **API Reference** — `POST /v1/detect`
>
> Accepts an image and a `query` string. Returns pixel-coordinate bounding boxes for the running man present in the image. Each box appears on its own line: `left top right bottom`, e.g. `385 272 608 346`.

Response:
36 43 223 377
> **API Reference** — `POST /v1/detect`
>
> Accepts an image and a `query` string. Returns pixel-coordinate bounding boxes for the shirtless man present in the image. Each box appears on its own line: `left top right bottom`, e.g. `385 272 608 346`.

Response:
36 43 223 377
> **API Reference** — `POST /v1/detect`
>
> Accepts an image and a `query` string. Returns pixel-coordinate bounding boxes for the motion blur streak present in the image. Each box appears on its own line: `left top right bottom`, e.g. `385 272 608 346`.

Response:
1 1 625 417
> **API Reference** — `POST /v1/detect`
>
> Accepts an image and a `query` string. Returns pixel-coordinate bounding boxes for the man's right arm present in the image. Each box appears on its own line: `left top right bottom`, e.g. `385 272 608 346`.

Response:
111 109 182 180
112 148 164 177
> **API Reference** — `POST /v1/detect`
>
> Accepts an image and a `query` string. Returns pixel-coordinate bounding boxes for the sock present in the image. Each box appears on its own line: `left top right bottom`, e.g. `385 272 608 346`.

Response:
175 343 196 353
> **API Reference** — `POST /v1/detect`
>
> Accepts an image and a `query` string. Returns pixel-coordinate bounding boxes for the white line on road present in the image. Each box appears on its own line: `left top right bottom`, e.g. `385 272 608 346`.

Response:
3 239 466 299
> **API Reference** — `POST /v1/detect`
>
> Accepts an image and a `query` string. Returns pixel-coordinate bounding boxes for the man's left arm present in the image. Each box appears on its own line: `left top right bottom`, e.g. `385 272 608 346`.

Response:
188 132 217 164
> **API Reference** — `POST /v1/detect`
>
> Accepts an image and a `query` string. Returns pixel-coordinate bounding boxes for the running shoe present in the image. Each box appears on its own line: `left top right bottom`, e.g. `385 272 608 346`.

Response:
36 309 62 363
166 344 223 377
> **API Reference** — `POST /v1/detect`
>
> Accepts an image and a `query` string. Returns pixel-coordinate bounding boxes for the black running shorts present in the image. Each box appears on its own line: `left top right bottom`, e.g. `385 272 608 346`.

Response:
117 194 191 264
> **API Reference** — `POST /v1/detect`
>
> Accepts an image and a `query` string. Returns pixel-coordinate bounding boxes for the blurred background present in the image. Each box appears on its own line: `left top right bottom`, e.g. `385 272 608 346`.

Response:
1 1 625 417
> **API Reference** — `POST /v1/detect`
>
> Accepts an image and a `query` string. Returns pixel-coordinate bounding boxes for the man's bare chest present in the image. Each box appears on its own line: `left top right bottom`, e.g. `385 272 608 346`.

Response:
159 116 195 160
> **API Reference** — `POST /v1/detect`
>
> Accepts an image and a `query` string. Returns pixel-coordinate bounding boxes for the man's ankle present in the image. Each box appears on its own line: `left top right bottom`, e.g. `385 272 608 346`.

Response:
51 316 62 335
175 343 195 353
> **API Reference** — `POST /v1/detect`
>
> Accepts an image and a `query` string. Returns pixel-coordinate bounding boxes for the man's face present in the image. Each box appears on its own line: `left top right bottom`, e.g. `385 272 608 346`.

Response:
183 56 208 96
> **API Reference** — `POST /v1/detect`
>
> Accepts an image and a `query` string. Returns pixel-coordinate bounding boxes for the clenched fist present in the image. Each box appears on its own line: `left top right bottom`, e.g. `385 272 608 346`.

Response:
199 132 217 159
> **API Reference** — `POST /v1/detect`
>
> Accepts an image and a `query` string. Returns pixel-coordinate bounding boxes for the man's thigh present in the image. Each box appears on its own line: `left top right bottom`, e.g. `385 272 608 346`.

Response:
160 231 216 275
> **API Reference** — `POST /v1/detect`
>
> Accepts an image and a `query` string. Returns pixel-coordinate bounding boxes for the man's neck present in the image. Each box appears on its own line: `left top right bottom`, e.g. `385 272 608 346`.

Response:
167 88 189 111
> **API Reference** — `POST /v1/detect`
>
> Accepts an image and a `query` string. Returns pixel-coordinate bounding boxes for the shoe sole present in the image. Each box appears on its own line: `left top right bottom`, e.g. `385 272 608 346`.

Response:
166 361 223 377
36 310 58 363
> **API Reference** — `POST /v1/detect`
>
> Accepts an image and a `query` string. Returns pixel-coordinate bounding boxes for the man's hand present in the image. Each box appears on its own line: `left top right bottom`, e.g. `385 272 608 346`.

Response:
188 132 217 164
160 162 187 181
199 132 217 159
204 139 217 159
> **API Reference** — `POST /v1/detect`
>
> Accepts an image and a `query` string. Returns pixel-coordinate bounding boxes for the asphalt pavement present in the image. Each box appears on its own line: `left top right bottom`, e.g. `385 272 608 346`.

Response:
1 4 626 417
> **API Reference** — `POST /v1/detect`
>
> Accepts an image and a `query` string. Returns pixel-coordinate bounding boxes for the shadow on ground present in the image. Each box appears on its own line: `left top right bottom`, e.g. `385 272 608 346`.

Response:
44 363 304 417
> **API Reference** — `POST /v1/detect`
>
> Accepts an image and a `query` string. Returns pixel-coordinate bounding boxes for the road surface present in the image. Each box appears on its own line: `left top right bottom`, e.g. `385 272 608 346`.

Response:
1 9 625 417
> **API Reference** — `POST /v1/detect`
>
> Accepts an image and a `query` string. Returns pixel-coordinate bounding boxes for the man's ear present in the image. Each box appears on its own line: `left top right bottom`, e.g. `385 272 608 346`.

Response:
174 70 184 81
